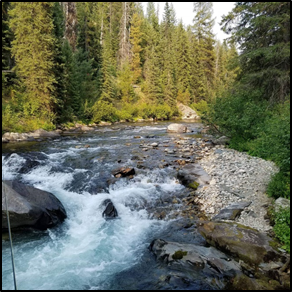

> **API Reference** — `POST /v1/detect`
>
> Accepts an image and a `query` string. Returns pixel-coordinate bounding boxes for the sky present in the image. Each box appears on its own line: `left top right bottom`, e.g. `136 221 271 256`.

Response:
142 2 236 42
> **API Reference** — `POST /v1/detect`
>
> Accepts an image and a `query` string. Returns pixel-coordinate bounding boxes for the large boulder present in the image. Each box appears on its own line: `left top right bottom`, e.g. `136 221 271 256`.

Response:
197 221 286 267
167 124 187 133
149 238 243 289
2 180 67 230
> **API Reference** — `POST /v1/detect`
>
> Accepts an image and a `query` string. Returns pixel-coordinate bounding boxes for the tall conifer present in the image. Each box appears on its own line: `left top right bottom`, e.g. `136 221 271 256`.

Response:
9 2 56 119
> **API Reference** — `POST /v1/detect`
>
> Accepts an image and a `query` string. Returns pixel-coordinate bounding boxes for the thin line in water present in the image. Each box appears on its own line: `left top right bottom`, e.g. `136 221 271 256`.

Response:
3 171 18 290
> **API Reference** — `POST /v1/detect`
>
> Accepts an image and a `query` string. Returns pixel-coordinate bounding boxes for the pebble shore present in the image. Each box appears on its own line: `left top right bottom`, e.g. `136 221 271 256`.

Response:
195 145 279 233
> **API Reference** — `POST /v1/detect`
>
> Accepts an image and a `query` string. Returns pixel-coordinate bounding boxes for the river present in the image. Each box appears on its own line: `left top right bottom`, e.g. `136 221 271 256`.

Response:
2 121 214 290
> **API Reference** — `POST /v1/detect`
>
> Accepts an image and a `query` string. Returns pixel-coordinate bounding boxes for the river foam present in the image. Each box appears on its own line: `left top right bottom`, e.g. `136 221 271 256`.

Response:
2 138 183 290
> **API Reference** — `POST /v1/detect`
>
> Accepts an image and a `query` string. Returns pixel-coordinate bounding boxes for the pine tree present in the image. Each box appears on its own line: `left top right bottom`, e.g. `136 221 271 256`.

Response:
2 1 16 101
9 2 57 119
175 21 193 105
192 2 216 101
143 3 163 104
2 2 13 71
221 2 290 103
76 2 102 73
52 2 67 122
61 39 81 119
99 32 117 103
129 12 143 84
160 2 177 108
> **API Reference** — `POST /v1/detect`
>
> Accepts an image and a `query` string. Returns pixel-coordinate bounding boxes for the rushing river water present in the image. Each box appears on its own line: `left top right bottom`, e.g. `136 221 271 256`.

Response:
2 121 211 290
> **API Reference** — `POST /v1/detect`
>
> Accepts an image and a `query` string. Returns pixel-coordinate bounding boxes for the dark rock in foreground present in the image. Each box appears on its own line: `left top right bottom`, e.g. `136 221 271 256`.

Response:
149 238 243 289
2 180 67 230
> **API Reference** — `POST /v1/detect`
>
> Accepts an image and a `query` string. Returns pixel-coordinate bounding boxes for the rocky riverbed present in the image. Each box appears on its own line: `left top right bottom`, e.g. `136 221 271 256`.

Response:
193 145 279 233
2 122 290 290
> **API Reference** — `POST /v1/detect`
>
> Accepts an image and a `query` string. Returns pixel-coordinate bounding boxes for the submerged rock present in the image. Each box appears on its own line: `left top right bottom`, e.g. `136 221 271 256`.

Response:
101 199 118 219
2 180 67 230
111 167 135 178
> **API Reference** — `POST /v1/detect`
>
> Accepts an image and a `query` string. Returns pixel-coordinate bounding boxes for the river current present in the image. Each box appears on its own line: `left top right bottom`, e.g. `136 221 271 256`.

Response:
2 121 208 290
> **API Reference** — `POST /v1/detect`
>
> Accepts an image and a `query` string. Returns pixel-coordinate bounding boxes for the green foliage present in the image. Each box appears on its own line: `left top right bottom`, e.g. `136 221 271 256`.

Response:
115 102 177 122
247 101 290 172
2 104 22 133
117 62 135 103
190 100 209 116
91 100 119 123
117 102 140 121
206 89 269 141
138 103 175 120
271 207 290 253
267 172 290 200
2 103 55 133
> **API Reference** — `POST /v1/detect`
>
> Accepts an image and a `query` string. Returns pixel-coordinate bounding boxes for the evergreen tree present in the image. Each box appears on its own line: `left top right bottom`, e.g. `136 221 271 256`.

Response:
129 12 143 84
99 32 117 103
176 21 193 105
192 2 216 101
76 2 102 73
221 2 290 103
118 61 135 103
61 39 81 119
143 3 163 104
160 2 177 108
2 1 16 101
2 2 13 71
9 2 57 120
52 2 67 122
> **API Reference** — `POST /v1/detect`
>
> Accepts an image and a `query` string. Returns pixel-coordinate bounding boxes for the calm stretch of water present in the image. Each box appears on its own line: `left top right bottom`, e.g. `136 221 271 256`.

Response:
2 121 204 290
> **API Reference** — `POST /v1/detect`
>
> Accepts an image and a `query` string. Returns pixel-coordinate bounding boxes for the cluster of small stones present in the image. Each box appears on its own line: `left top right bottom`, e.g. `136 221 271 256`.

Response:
194 145 279 233
138 137 213 160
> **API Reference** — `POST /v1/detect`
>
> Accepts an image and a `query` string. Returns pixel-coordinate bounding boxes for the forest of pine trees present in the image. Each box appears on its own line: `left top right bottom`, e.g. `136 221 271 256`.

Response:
2 2 238 131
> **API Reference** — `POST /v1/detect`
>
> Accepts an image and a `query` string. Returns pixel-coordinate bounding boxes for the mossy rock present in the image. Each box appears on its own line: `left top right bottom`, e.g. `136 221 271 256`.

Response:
197 221 285 267
172 250 188 260
225 273 282 290
188 181 199 190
